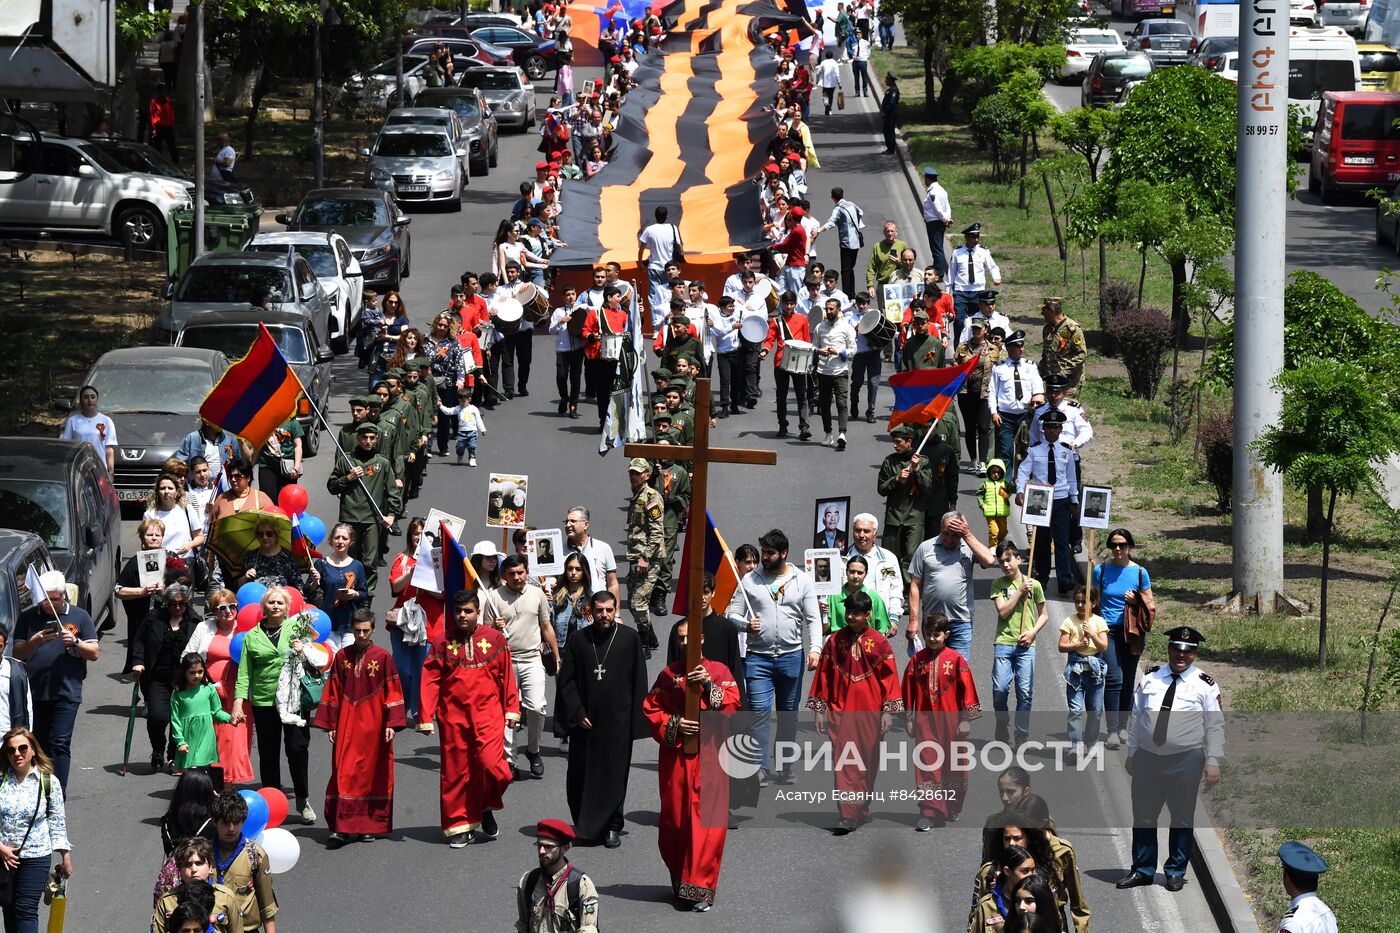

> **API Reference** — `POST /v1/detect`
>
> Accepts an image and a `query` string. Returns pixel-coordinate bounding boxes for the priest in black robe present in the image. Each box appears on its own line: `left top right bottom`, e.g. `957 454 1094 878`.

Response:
555 589 649 847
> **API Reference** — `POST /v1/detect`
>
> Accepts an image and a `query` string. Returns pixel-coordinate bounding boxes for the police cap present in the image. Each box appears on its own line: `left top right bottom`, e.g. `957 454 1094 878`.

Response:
1165 626 1205 650
1278 841 1328 875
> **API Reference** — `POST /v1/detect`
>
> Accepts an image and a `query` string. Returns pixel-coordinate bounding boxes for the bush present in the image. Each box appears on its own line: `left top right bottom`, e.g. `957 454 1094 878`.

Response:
970 93 1020 184
1098 279 1138 356
1199 410 1233 512
1108 307 1171 399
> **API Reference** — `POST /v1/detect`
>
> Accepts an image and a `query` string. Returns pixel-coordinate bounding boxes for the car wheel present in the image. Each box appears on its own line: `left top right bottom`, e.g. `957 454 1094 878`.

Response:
1308 165 1320 195
304 420 321 457
332 303 351 353
450 182 464 211
524 55 547 81
1392 219 1400 256
118 205 164 250
1319 172 1335 205
488 142 498 167
470 156 488 176
402 245 411 279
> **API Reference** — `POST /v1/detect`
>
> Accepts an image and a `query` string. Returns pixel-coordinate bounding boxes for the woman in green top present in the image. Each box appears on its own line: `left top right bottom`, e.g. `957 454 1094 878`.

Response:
823 555 891 635
169 652 231 772
232 586 316 824
989 543 1047 746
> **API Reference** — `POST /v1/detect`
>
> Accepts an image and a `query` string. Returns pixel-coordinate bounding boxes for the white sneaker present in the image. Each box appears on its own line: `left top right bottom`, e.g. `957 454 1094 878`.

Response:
468 456 478 467
822 433 835 447
1105 730 1122 750
836 433 847 451
975 460 986 476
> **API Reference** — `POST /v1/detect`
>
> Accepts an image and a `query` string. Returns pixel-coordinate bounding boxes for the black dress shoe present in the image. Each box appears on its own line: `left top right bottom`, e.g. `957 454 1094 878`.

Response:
604 830 622 848
326 832 348 849
1164 876 1185 892
481 811 499 838
798 429 813 441
569 406 579 419
1115 872 1154 889
526 751 544 778
558 401 568 414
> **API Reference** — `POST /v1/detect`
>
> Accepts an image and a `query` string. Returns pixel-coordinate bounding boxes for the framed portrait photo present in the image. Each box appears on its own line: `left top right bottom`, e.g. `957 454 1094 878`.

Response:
1022 482 1055 528
1079 485 1113 530
813 496 851 551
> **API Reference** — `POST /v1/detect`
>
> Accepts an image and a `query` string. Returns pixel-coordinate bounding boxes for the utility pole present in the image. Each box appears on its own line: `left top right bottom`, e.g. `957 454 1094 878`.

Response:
192 0 206 258
313 0 326 189
1231 0 1287 607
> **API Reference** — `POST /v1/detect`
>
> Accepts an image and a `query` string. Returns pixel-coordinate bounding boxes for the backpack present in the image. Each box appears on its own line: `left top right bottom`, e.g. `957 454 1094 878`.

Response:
517 864 593 930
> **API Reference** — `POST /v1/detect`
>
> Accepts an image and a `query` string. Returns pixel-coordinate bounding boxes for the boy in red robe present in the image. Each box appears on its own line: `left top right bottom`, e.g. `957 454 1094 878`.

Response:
901 611 981 830
313 609 407 846
642 618 742 912
807 589 903 835
420 589 520 847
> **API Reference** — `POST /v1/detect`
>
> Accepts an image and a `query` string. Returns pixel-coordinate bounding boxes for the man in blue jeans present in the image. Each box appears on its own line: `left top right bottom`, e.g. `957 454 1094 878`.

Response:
726 529 821 785
13 571 100 788
906 512 997 663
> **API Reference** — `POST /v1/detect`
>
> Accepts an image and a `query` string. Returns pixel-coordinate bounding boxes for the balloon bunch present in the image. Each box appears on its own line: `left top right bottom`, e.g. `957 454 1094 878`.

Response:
238 788 301 874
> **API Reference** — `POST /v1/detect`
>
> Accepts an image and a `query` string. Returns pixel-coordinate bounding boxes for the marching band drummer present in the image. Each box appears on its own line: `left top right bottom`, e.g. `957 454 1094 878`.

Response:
760 290 813 441
581 285 631 433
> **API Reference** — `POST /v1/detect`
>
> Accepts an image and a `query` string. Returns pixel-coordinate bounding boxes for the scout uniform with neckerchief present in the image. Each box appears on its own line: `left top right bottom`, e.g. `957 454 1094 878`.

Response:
213 834 280 932
626 458 667 653
153 881 244 933
515 819 600 932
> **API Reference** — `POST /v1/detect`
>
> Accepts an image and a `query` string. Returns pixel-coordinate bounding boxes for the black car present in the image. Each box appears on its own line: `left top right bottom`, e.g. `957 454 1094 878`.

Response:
0 438 122 630
411 86 500 175
1189 35 1238 71
0 530 55 638
469 25 558 80
74 347 230 505
276 188 411 293
93 138 259 209
175 309 335 455
1082 51 1155 108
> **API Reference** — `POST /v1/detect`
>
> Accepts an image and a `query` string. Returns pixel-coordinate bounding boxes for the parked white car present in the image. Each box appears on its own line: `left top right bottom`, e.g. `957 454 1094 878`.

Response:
246 231 364 353
362 124 466 210
1290 0 1318 26
0 133 192 249
1061 27 1126 81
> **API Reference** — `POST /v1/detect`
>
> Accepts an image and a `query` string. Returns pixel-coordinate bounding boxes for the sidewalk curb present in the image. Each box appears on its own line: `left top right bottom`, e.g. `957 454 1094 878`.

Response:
1192 827 1260 933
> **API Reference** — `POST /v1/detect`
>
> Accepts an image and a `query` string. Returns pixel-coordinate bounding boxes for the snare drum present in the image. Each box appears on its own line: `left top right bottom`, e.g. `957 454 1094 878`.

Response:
494 297 524 334
599 333 626 361
858 307 896 345
779 338 815 374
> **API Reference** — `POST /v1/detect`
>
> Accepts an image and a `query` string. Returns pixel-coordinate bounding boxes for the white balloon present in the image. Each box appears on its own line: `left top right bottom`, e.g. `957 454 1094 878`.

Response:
260 827 301 874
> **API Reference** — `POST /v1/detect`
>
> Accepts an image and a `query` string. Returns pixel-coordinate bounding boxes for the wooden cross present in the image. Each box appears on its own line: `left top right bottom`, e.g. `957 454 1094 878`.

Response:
625 377 777 752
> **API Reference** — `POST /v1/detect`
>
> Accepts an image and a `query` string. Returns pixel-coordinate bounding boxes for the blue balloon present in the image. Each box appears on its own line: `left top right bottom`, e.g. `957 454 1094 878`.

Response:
228 632 247 666
308 608 332 642
239 789 270 838
237 582 267 609
300 515 327 547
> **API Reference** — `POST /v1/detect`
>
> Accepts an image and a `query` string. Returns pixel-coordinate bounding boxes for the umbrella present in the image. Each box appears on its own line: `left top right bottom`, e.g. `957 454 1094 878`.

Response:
119 682 140 776
207 509 307 572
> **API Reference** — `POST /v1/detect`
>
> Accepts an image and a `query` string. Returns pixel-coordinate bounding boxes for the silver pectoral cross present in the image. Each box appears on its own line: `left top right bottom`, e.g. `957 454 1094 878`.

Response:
594 664 606 681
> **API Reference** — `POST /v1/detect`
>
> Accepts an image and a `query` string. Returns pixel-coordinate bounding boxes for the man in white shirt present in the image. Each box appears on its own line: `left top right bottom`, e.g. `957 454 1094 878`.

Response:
638 206 682 325
986 330 1044 464
0 629 33 733
734 267 772 409
947 223 1002 337
815 50 842 114
579 266 609 310
958 290 1011 344
210 132 237 183
812 298 858 449
564 506 620 602
817 268 849 312
60 385 117 475
921 165 951 279
846 513 906 626
712 296 744 415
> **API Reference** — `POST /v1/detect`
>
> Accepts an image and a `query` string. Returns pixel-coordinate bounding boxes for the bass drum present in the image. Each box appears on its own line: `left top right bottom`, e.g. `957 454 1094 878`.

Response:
494 297 524 334
514 282 550 324
858 307 896 345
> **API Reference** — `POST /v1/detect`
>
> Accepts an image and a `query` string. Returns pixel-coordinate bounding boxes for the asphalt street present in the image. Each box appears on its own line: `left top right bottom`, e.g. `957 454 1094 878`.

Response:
72 62 1219 932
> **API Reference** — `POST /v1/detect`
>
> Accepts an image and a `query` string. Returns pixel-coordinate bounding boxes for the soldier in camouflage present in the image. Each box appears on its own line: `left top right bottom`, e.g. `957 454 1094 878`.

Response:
648 439 690 618
625 457 666 658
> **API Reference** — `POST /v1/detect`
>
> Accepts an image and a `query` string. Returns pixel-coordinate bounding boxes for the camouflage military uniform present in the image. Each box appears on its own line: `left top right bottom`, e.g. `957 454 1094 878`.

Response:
1039 300 1087 398
626 461 666 652
650 460 690 608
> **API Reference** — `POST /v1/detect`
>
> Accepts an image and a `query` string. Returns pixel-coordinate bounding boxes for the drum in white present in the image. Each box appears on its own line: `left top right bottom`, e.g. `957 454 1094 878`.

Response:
739 315 769 343
599 333 626 360
858 307 896 344
778 338 815 374
495 297 524 334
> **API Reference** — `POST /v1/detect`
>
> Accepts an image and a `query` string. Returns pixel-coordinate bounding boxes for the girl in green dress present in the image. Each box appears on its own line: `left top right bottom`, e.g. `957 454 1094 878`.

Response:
170 653 232 772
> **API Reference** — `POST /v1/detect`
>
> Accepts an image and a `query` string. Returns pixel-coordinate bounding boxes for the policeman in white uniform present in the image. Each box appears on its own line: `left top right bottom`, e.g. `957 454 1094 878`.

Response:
1014 409 1080 594
946 223 1001 337
845 512 906 629
1117 625 1224 893
987 330 1044 465
958 290 1011 344
1276 841 1337 933
1029 374 1094 552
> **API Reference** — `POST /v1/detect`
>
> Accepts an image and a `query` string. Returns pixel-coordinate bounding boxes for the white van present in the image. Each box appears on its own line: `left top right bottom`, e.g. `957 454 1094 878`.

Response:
1290 26 1362 130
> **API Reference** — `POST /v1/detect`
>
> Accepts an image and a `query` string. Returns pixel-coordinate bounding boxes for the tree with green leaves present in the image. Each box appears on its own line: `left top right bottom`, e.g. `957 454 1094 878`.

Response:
1255 360 1400 669
1052 106 1118 305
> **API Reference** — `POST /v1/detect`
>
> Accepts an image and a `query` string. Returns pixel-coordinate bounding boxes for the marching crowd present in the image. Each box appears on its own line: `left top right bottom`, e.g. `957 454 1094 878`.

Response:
26 5 1339 933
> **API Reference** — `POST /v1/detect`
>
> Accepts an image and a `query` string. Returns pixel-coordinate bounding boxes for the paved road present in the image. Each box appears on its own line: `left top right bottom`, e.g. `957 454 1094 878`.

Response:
70 62 1219 932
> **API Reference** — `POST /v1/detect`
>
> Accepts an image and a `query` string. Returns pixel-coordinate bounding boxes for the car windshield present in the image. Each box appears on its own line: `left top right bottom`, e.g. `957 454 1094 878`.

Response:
0 481 69 551
78 142 132 174
296 197 391 226
460 71 521 91
251 243 338 277
374 133 453 157
87 365 213 413
177 266 289 303
181 325 311 364
1361 51 1400 72
99 142 188 179
1104 56 1152 77
1289 60 1357 99
1340 102 1400 139
387 113 451 128
416 93 481 120
1074 32 1120 45
371 56 425 76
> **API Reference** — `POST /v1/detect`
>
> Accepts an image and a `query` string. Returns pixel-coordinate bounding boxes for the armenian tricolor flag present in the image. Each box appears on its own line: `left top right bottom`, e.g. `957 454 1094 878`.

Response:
440 523 480 600
199 323 304 450
887 355 980 431
671 511 741 616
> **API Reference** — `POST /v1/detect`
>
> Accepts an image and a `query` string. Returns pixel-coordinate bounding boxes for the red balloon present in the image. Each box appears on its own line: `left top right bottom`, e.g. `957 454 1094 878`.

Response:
236 604 261 634
258 787 290 830
277 485 309 517
286 589 305 616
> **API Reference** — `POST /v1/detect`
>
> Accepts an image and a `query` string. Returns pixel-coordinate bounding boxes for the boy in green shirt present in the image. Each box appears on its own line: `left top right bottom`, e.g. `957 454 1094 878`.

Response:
989 542 1046 746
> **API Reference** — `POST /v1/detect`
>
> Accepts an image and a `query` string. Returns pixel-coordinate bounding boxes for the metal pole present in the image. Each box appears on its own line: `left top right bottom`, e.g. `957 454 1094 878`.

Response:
192 0 206 258
1232 0 1287 604
313 0 325 189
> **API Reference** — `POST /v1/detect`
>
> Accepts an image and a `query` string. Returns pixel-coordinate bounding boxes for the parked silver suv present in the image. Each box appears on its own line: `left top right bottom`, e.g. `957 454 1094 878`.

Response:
155 251 334 345
0 133 193 249
362 124 466 209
